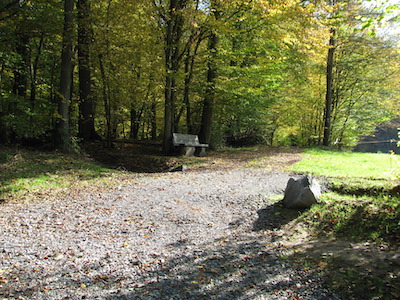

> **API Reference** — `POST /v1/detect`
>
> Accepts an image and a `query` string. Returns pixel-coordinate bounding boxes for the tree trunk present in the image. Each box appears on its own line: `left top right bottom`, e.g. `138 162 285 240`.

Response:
162 0 186 154
130 107 143 140
98 54 112 147
151 100 157 140
29 35 44 109
12 34 29 98
56 0 74 152
0 61 7 143
77 0 96 140
183 33 202 134
323 28 336 147
183 55 192 133
198 30 218 145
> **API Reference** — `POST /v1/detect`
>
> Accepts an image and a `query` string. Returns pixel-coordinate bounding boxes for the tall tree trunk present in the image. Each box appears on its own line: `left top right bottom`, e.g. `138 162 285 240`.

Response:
183 53 192 134
130 106 144 140
98 54 112 147
323 28 336 147
30 35 44 109
77 0 96 140
151 100 157 140
12 34 29 98
162 0 186 154
56 0 74 152
198 30 218 145
130 108 139 140
183 33 202 134
0 61 7 143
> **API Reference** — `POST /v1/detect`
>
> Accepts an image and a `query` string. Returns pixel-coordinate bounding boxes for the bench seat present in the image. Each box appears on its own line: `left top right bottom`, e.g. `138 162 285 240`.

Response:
172 133 209 156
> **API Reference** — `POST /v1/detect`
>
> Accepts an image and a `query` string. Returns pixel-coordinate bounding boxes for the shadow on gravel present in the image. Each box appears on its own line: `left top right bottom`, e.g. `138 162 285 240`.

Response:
106 238 336 300
253 201 302 232
104 204 331 300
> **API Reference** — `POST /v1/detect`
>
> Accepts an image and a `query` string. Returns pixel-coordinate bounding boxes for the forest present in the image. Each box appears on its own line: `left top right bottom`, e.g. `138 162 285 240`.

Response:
1 1 400 298
0 0 399 153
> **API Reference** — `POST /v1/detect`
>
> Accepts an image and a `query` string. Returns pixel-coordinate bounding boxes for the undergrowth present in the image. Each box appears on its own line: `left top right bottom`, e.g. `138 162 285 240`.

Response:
300 193 400 244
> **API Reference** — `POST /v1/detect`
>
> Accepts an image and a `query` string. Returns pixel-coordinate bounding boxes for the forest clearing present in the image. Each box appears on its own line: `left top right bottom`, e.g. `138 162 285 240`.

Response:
1 0 399 298
0 144 399 299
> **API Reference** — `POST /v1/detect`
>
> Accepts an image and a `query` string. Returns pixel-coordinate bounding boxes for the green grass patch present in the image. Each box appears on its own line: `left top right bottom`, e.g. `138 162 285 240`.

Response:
287 148 400 244
0 148 115 200
285 148 400 300
290 148 399 180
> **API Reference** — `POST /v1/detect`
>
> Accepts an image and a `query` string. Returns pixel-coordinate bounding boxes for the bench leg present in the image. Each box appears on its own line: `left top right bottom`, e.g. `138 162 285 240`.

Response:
196 147 207 157
181 146 195 156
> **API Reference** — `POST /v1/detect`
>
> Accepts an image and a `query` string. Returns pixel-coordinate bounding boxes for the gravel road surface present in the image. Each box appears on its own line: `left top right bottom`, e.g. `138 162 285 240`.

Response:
0 168 339 299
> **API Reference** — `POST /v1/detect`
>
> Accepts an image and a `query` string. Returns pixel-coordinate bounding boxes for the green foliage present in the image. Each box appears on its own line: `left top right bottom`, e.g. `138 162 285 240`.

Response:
0 0 398 149
2 94 56 139
213 0 312 147
0 0 63 143
330 33 400 146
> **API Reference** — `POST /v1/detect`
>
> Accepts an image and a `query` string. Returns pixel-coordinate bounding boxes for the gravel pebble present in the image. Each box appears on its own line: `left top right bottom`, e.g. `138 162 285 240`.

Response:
0 169 339 299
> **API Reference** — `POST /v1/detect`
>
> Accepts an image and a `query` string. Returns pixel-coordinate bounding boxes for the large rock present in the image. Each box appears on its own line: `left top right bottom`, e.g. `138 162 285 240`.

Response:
283 175 321 209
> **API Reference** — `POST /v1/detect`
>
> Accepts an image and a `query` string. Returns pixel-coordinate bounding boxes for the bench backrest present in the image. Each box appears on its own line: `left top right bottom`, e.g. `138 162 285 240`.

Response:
173 133 200 146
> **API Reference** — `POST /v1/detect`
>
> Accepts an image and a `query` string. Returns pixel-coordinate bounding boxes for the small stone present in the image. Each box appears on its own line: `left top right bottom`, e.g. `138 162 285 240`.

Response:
169 165 188 172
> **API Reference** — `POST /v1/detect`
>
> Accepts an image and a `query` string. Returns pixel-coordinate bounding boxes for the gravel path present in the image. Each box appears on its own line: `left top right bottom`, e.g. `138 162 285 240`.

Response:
0 168 338 299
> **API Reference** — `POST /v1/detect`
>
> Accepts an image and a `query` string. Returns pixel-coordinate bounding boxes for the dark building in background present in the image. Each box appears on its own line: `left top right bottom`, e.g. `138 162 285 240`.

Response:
354 118 400 154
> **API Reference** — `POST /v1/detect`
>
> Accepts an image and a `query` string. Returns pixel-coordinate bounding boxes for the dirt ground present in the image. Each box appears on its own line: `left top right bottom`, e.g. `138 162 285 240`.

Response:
82 141 303 173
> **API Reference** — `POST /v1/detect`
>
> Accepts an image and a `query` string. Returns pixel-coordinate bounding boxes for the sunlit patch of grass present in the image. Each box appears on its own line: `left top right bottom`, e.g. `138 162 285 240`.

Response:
286 148 400 244
177 156 208 168
286 148 400 242
0 148 115 201
246 157 270 169
290 149 399 180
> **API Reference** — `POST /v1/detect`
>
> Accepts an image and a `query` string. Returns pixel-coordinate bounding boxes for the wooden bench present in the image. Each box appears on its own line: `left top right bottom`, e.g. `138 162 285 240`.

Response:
172 133 209 156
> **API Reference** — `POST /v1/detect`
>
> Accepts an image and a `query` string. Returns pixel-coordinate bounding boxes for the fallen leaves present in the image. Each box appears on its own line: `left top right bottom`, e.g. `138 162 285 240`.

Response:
0 276 8 284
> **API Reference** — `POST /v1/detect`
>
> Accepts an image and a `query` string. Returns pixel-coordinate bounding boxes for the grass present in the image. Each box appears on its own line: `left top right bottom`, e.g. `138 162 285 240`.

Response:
287 148 399 243
290 148 399 179
286 148 400 300
0 148 117 201
300 193 400 243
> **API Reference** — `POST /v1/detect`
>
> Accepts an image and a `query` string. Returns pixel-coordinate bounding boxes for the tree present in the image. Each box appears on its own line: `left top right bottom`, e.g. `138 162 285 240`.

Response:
321 0 400 147
321 0 339 146
198 13 219 145
77 0 97 140
322 27 335 146
0 0 397 151
56 0 74 151
330 33 400 146
161 0 188 153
